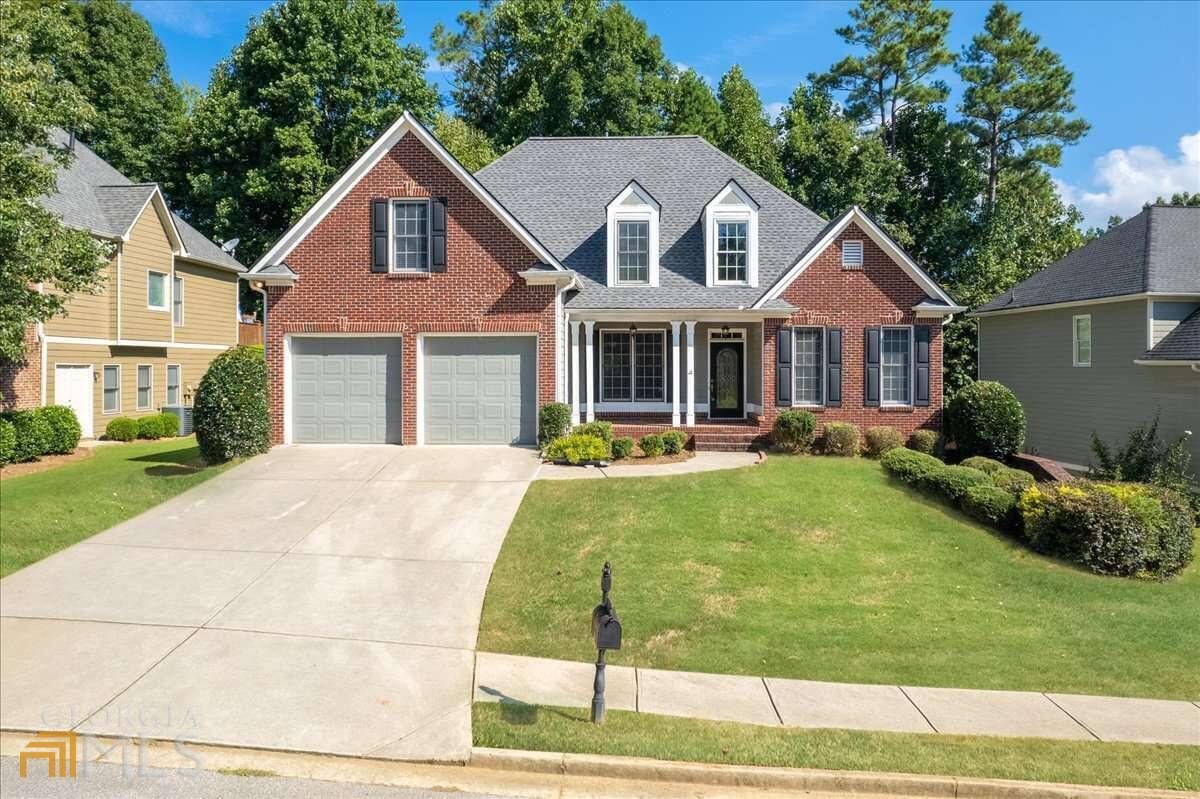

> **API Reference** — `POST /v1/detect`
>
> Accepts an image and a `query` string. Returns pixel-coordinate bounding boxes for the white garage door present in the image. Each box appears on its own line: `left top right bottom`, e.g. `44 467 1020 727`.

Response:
291 337 402 443
423 336 536 444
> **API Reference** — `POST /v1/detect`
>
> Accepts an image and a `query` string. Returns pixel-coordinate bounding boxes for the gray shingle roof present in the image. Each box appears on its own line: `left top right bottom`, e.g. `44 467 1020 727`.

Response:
476 136 828 309
976 205 1200 313
173 213 244 271
1142 308 1200 361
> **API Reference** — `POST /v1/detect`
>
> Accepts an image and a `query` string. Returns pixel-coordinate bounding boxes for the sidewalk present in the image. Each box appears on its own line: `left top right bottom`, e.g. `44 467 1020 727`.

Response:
473 652 1200 746
537 450 759 480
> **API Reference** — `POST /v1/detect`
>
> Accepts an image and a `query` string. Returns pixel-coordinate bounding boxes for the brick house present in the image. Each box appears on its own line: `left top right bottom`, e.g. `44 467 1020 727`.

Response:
244 112 964 448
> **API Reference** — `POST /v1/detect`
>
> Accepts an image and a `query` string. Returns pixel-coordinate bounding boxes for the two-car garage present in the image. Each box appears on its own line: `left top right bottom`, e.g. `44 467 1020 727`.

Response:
289 335 536 445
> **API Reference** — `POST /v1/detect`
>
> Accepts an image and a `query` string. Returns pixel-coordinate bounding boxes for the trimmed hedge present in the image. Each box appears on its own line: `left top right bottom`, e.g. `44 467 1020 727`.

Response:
105 416 138 442
960 455 1004 474
946 380 1025 459
922 464 992 503
538 403 571 446
6 409 52 462
573 420 613 444
823 422 859 456
907 429 938 455
157 411 181 437
992 466 1035 497
137 414 164 440
863 426 903 458
640 433 665 457
611 436 634 459
545 433 609 464
962 484 1016 528
661 430 687 455
38 405 81 454
772 410 817 453
0 418 15 465
881 448 943 486
193 346 270 463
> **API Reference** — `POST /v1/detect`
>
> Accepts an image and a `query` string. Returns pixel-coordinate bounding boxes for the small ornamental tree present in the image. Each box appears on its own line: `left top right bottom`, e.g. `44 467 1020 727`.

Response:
947 380 1025 458
193 346 270 463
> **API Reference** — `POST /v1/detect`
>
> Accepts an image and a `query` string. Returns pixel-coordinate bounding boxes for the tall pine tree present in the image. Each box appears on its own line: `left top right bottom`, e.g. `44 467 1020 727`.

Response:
717 65 784 188
666 68 724 143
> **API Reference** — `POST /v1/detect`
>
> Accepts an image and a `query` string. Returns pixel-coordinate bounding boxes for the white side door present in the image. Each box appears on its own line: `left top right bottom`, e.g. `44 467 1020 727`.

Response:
54 364 94 438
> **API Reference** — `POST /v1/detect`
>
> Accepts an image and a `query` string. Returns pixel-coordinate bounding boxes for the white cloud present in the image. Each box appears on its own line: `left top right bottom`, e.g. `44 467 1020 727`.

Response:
1055 131 1200 227
134 1 218 38
765 101 786 123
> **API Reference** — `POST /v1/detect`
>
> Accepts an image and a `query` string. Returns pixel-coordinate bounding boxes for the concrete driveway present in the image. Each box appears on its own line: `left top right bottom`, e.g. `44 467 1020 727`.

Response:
0 446 541 762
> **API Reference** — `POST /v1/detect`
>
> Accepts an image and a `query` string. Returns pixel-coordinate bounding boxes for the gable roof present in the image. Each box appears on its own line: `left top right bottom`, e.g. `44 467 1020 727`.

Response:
975 205 1200 315
249 111 563 274
1140 307 1200 362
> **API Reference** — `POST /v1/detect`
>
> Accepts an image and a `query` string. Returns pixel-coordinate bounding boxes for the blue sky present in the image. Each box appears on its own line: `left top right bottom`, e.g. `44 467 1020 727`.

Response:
135 0 1200 228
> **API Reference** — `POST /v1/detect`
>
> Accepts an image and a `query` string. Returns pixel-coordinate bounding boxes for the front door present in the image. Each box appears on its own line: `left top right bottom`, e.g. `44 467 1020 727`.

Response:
708 341 744 419
55 364 93 438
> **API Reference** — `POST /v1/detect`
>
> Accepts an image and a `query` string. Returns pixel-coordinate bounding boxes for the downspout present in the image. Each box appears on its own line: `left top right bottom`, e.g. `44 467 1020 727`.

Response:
250 281 269 360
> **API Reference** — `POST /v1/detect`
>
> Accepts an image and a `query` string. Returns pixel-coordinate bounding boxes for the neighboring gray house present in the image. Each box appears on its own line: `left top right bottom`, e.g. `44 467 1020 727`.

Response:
974 204 1199 469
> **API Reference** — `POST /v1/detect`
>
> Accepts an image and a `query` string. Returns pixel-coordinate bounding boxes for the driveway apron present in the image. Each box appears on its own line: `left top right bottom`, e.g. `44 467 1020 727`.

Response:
0 445 540 761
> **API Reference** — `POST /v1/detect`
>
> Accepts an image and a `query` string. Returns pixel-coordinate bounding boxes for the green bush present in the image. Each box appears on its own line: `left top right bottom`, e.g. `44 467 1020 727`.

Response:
538 403 571 446
104 416 138 442
157 411 181 438
960 455 1005 474
1091 417 1198 521
545 433 609 464
880 448 943 486
573 420 613 444
863 426 903 458
661 430 687 455
961 484 1017 528
922 464 992 503
193 345 270 463
946 380 1025 458
6 409 52 462
137 414 164 439
38 405 81 453
639 433 665 457
772 410 817 453
992 466 1035 497
907 428 938 455
611 436 634 459
0 418 15 465
823 422 859 456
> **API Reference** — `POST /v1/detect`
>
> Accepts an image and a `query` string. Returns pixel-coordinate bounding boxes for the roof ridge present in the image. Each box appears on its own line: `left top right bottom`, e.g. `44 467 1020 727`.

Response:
1142 203 1154 293
524 134 704 140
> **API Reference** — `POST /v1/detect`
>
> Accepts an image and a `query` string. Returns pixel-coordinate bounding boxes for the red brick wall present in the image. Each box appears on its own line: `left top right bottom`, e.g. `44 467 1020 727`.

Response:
0 326 41 412
761 223 944 438
264 133 555 444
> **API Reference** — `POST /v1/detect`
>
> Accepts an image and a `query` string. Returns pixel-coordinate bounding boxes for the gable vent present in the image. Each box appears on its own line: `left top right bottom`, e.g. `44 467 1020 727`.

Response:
841 240 864 270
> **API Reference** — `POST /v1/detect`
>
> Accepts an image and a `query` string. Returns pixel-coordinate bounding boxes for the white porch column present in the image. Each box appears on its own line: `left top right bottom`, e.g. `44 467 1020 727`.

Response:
685 321 697 426
569 319 581 426
584 320 596 423
670 321 681 426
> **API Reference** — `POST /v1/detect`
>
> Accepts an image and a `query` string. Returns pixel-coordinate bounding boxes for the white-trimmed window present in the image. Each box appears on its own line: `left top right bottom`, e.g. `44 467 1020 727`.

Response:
1073 314 1092 366
166 364 181 405
716 221 749 283
102 365 121 413
616 220 650 284
136 364 152 409
600 329 665 402
881 326 912 405
391 199 430 271
606 182 659 287
793 327 824 405
172 275 184 324
704 181 759 287
841 240 863 269
147 270 167 310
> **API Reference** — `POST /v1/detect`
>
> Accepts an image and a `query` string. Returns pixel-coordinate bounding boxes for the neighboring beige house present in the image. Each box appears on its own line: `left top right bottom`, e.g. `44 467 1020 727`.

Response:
0 130 245 438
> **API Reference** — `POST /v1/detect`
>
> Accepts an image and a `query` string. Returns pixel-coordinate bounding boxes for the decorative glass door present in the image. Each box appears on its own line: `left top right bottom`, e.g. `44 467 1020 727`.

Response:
709 341 744 418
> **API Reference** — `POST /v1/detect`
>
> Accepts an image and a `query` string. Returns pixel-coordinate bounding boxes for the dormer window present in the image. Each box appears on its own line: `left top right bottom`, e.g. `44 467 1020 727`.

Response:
705 180 759 287
606 181 659 287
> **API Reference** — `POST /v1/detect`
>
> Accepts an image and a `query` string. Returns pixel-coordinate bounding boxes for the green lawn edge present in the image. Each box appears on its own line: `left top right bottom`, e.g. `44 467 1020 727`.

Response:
473 702 1200 792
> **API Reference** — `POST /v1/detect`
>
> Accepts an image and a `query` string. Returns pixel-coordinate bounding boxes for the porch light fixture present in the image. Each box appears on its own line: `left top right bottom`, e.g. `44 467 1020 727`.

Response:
722 325 730 334
629 324 638 333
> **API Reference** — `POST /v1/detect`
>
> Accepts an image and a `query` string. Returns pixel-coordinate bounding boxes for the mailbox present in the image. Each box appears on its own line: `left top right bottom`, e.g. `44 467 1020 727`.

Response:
592 604 622 651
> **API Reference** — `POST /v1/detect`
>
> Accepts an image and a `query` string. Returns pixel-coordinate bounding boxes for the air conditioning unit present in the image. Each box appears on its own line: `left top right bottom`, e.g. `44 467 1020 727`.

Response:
161 405 194 436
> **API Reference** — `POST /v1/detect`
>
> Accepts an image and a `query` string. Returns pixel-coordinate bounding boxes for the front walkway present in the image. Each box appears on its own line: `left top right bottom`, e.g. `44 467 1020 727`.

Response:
538 450 759 480
0 445 542 762
474 653 1200 746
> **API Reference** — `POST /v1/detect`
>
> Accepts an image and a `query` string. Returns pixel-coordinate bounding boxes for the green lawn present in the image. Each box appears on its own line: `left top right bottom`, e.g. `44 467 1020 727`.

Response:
0 438 231 577
478 456 1199 699
474 703 1200 792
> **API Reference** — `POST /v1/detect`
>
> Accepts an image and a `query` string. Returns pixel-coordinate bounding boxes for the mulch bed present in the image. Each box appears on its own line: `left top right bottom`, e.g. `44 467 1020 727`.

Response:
0 448 93 480
607 449 696 466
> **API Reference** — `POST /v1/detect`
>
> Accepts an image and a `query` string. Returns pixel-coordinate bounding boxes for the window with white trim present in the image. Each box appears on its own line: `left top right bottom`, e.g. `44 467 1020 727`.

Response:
172 275 184 324
606 182 660 287
704 181 759 287
166 364 181 405
391 199 429 271
147 270 167 310
793 327 824 405
616 220 650 284
600 329 665 402
716 221 748 283
1073 314 1092 366
881 327 912 405
103 365 120 413
136 364 152 409
841 240 863 269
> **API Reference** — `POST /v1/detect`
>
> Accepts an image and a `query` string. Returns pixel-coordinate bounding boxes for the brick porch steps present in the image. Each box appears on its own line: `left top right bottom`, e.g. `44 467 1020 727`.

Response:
607 419 766 452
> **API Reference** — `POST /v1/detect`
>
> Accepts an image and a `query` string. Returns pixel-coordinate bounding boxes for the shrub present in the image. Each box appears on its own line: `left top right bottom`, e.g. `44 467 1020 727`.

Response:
538 403 571 446
960 455 1004 474
545 433 609 464
1091 417 1197 520
573 420 613 445
0 418 15 465
611 436 634 460
193 345 270 463
863 426 903 458
661 430 687 455
921 464 992 503
946 381 1025 459
157 411 181 438
823 422 859 456
38 405 81 454
137 414 164 440
7 409 52 462
639 433 665 457
880 448 943 486
105 416 138 442
962 484 1017 528
991 466 1035 497
772 410 817 453
907 429 938 455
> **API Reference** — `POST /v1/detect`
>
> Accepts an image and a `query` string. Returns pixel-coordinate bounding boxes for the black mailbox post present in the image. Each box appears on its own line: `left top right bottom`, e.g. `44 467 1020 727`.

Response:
590 561 621 724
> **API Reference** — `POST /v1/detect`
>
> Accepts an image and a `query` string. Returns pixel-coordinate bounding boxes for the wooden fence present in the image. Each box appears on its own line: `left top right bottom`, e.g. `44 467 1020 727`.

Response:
238 322 263 346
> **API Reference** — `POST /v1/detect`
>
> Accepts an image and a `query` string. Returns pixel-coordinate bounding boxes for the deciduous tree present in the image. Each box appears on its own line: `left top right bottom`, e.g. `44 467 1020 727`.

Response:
666 68 724 143
717 65 785 189
434 112 502 172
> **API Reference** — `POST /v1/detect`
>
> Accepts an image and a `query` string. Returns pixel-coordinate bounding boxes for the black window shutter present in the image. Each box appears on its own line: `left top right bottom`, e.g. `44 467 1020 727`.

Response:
825 327 842 407
915 325 931 406
864 327 881 406
430 198 447 272
371 199 389 273
776 326 793 406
